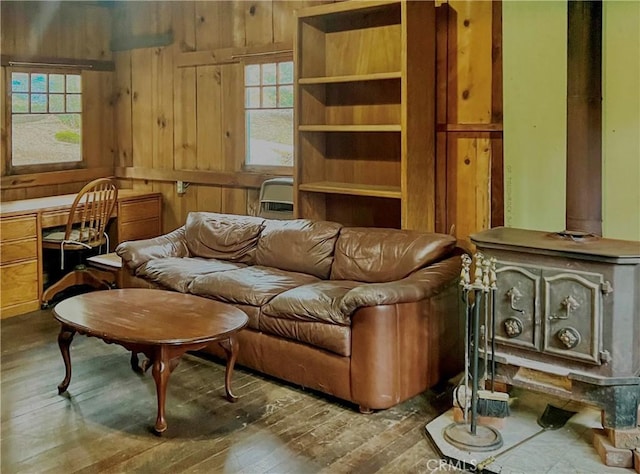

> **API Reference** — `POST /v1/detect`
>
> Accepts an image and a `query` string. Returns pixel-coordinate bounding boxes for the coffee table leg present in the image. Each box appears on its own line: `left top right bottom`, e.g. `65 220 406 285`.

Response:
130 352 141 373
57 325 76 394
151 346 170 434
219 336 240 402
130 352 152 373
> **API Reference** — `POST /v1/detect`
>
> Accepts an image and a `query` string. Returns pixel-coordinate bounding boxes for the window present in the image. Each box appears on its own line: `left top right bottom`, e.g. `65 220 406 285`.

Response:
244 60 293 167
8 68 82 170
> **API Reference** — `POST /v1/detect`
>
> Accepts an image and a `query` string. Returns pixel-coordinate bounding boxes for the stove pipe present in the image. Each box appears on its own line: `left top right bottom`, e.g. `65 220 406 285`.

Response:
565 1 603 236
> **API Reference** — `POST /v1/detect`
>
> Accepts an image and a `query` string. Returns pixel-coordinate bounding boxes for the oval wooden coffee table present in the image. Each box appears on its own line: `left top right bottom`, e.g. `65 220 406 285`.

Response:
52 288 249 434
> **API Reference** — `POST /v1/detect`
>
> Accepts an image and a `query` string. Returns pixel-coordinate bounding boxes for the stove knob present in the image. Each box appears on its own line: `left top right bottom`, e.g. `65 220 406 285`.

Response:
557 327 581 349
504 317 523 338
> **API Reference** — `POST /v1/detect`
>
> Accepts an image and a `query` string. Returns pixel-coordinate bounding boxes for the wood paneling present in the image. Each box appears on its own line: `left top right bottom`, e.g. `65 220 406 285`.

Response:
110 0 333 231
0 0 500 242
440 1 502 244
0 1 115 201
0 2 111 60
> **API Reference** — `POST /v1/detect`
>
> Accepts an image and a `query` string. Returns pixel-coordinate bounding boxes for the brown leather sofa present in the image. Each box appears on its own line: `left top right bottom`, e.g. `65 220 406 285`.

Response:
116 212 465 412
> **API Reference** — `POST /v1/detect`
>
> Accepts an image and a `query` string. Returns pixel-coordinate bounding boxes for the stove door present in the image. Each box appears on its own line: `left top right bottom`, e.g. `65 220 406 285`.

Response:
542 268 603 364
494 262 541 350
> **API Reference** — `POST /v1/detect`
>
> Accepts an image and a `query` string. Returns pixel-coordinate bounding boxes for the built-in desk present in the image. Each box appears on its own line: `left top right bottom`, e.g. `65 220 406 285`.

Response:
0 190 162 318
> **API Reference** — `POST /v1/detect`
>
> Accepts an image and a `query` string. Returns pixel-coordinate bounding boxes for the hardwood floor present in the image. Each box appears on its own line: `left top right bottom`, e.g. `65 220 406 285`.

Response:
1 308 457 473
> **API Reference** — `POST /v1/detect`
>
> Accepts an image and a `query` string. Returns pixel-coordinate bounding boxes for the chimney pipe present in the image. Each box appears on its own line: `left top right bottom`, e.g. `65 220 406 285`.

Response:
565 0 603 236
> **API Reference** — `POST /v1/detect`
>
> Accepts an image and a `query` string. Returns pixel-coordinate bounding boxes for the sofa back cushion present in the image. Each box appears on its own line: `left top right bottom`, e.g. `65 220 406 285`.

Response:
184 212 265 263
255 219 342 279
330 227 456 283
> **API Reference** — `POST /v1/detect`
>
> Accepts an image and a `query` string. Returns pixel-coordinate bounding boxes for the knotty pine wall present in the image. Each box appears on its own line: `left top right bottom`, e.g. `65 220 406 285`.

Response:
110 1 333 233
437 1 502 241
0 1 114 201
0 0 500 242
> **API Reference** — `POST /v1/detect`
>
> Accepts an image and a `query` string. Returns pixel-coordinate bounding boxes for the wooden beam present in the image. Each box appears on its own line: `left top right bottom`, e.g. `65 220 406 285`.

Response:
115 167 288 189
438 123 503 132
110 32 174 52
176 42 292 68
1 168 114 190
1 55 114 71
491 0 504 228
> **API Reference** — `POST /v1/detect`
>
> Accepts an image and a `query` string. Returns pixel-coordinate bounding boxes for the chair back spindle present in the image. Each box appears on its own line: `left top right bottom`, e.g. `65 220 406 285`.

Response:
66 178 118 251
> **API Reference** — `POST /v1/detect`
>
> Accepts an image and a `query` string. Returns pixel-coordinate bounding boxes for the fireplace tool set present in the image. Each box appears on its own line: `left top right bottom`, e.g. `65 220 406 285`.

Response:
443 252 510 452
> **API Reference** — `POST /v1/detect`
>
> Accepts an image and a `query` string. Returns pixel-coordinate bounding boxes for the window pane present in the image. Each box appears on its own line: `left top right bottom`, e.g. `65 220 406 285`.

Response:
59 113 81 129
66 74 81 93
278 85 293 108
50 94 65 112
262 86 276 108
12 93 29 113
31 73 47 93
246 109 293 166
262 63 276 85
49 74 65 93
246 87 261 108
278 62 293 84
12 73 29 92
245 65 260 86
11 113 82 166
31 94 48 113
66 94 81 113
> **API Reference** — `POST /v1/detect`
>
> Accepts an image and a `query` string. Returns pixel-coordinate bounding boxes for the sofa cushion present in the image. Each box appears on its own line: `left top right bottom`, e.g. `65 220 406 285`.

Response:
188 266 320 307
330 227 456 283
136 257 246 293
259 314 351 357
184 212 265 263
255 219 342 279
262 280 361 326
236 304 261 331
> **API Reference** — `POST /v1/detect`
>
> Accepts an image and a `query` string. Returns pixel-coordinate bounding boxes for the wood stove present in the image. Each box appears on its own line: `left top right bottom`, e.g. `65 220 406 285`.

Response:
469 1 639 431
471 227 640 429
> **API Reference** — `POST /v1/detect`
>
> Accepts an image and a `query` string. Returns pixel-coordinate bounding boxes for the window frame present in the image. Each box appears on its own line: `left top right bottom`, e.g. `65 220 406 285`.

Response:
242 53 294 173
5 65 86 175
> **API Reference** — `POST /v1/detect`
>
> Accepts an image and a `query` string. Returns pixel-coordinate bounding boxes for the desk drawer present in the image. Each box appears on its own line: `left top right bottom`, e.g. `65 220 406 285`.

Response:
0 238 38 264
119 198 161 224
1 260 39 307
40 211 68 229
1 216 37 241
119 218 161 242
42 208 118 229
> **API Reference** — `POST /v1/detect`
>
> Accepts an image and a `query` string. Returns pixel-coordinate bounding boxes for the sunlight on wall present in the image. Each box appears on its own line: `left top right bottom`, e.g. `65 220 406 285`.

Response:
503 1 567 233
602 1 640 241
503 1 640 241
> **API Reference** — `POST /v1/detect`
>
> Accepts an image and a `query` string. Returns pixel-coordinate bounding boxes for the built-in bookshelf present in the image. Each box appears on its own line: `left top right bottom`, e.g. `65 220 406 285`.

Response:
294 0 436 230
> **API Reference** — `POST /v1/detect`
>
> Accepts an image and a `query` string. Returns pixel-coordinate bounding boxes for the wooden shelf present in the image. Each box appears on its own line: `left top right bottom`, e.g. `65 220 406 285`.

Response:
298 181 401 199
295 0 435 230
296 0 399 19
298 125 401 132
298 72 402 85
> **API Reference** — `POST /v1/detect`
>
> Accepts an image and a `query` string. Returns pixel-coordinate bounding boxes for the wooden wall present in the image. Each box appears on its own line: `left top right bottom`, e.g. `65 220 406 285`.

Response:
437 0 502 243
111 1 331 233
0 1 114 201
0 0 501 242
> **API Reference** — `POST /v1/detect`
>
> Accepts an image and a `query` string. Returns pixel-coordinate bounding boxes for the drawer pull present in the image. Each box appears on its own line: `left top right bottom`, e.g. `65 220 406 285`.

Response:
506 287 525 314
549 295 579 321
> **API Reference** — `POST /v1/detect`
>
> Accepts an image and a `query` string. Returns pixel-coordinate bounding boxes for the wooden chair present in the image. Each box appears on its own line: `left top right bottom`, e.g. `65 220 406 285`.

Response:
41 178 118 307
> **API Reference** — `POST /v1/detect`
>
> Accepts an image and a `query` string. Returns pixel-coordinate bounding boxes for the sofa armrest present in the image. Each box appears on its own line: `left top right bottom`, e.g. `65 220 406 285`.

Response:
339 251 463 315
115 226 189 272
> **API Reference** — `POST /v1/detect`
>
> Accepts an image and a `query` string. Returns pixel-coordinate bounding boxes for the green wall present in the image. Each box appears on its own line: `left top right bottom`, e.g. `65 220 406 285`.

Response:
503 1 640 241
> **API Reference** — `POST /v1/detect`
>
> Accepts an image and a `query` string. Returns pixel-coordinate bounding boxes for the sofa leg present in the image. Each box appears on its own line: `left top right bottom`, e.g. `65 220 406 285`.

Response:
359 405 373 414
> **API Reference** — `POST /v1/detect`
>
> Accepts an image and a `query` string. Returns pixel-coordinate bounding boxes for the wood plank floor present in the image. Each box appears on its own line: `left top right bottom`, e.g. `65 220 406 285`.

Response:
1 308 459 474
